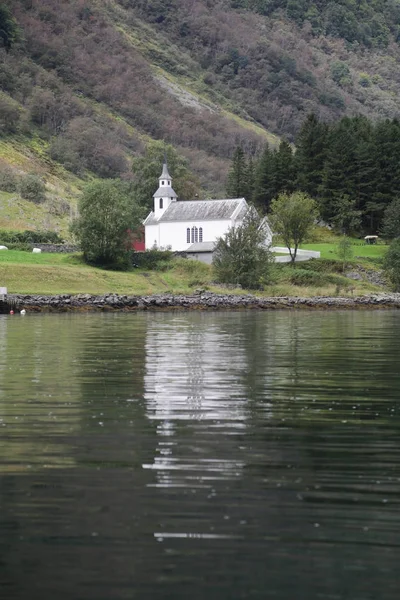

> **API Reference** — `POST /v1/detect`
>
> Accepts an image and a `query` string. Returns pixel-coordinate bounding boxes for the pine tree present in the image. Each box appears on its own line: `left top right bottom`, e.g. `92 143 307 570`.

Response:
372 119 400 230
0 5 19 52
275 139 296 195
355 128 379 232
295 113 328 199
244 155 255 203
226 146 247 198
253 143 275 212
320 117 359 221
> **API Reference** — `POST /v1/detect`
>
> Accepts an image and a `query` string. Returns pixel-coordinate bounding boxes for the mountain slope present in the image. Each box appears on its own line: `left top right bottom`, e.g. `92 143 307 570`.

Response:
1 0 400 232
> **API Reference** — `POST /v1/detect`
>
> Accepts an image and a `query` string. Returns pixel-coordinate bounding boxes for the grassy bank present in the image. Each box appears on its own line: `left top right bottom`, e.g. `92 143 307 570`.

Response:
0 248 387 297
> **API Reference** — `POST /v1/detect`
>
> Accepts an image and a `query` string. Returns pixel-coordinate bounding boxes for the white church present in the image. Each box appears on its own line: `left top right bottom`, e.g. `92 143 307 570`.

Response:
144 161 272 262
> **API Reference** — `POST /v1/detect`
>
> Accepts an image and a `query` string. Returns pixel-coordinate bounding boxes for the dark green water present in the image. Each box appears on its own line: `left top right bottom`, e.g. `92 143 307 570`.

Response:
0 310 400 600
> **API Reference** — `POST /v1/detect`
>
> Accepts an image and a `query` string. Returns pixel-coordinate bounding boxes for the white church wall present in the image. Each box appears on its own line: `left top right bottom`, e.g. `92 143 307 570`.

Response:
157 219 237 251
145 224 160 250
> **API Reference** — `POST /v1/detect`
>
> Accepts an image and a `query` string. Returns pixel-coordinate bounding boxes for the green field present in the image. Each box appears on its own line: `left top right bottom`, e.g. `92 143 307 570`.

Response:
302 242 388 261
0 248 387 297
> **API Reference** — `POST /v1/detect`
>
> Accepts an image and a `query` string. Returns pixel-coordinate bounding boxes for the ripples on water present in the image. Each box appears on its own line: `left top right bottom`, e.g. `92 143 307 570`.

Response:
0 311 400 599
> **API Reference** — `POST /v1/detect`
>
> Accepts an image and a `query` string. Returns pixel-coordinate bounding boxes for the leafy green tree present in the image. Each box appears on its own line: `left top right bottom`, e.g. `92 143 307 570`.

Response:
336 236 354 273
0 5 19 52
383 239 400 291
71 180 145 269
213 210 272 289
269 191 318 263
131 141 200 210
381 199 400 240
330 61 351 87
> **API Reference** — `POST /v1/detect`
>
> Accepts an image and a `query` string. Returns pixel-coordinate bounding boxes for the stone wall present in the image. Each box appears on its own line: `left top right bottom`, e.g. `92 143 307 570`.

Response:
31 243 79 253
7 292 400 312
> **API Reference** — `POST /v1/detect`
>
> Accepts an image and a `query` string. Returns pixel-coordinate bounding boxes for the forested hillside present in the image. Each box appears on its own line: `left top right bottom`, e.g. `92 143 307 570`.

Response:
1 0 400 232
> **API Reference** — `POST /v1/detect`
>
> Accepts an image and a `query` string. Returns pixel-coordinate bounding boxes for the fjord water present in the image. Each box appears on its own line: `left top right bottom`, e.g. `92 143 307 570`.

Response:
0 311 400 600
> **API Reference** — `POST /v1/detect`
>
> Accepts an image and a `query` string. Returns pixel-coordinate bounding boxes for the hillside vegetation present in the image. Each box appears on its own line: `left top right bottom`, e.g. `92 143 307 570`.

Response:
1 0 400 231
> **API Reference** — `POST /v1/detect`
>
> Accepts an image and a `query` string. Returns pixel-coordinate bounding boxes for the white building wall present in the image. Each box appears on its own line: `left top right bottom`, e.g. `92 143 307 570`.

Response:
156 219 236 251
145 214 272 251
145 224 160 250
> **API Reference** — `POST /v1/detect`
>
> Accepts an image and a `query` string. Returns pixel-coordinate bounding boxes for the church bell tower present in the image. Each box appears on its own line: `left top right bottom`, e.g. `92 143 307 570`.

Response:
153 160 177 218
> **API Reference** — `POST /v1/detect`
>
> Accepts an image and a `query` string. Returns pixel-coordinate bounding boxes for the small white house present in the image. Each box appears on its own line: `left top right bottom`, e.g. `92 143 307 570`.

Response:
144 162 272 253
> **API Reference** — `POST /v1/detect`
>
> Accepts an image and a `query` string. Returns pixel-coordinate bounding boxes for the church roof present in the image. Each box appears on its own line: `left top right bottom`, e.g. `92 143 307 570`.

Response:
145 198 247 226
186 242 216 252
160 162 171 180
153 186 177 198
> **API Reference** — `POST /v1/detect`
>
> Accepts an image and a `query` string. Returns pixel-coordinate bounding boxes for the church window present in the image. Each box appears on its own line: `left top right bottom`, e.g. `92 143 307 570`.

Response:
187 228 190 243
199 227 203 242
160 198 163 209
162 181 165 185
191 226 198 243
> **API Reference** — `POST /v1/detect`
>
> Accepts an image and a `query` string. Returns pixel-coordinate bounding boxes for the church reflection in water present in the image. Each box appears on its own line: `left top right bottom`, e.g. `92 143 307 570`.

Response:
142 314 249 489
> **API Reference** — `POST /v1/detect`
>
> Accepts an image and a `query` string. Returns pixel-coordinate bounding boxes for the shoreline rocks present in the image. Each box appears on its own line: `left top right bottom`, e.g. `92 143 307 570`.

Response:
6 292 400 312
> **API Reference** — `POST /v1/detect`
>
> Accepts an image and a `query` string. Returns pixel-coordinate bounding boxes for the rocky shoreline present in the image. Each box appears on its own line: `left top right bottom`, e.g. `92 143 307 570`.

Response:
6 292 400 312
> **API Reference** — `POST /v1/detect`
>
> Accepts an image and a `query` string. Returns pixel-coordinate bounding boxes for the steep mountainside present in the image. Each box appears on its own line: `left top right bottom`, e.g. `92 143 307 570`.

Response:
1 0 400 232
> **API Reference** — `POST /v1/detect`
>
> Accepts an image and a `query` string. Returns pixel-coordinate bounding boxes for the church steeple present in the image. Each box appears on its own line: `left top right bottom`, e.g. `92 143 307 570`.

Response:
153 159 177 218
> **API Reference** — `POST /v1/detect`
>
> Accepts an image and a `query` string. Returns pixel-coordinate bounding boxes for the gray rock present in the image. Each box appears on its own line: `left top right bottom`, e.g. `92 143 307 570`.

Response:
346 272 363 281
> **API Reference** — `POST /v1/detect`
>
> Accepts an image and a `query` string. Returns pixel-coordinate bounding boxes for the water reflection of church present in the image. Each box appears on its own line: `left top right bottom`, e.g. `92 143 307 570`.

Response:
143 314 249 489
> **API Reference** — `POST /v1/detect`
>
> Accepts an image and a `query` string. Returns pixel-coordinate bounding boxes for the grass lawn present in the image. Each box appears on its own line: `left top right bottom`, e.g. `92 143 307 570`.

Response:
0 249 387 297
301 241 388 261
0 251 216 295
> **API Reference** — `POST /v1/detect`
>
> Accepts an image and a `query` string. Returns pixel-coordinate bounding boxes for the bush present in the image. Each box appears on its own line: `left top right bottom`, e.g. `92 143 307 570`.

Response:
383 239 400 291
330 61 351 86
49 137 82 175
0 229 63 245
289 268 350 287
0 93 21 135
359 73 371 88
132 249 174 270
0 163 18 192
18 174 46 203
2 242 32 251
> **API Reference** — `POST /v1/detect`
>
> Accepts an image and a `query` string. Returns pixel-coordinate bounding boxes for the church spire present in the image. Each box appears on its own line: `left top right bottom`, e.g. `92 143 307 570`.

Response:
160 153 172 182
153 158 177 218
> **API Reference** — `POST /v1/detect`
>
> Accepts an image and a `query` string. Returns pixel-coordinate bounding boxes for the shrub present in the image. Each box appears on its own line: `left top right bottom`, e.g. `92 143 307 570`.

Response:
330 61 351 86
0 93 21 135
359 73 371 88
383 239 400 291
0 229 63 245
0 163 18 192
336 236 354 272
289 268 350 288
49 137 82 175
132 249 174 270
18 174 46 203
